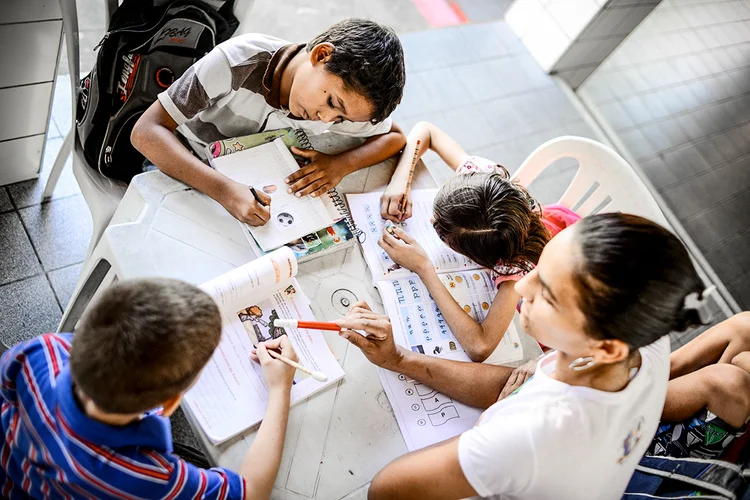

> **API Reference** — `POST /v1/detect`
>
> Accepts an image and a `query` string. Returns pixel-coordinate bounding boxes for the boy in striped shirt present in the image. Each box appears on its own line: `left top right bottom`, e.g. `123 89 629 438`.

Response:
132 18 407 227
0 278 296 499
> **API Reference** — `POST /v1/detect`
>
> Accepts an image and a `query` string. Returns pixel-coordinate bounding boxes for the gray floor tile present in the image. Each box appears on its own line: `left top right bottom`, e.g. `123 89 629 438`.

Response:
18 196 92 272
681 205 741 252
0 188 12 213
458 22 511 60
7 137 81 209
456 0 510 23
704 233 750 284
441 105 499 151
727 272 750 310
0 275 61 346
400 27 478 72
453 61 508 102
484 58 533 96
0 212 42 285
420 66 474 110
48 263 83 311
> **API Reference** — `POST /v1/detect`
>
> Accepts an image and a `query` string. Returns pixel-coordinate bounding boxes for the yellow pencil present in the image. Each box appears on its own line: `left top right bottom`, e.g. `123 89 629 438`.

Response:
399 139 421 222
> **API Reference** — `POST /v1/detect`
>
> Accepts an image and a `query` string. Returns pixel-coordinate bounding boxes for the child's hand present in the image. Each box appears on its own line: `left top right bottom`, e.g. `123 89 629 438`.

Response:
221 179 271 226
380 179 412 222
379 224 431 275
285 147 345 198
252 336 297 395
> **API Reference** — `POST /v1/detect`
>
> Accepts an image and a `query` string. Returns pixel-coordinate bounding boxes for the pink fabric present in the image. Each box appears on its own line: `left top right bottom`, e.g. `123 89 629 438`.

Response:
491 205 581 289
541 204 581 237
456 156 502 175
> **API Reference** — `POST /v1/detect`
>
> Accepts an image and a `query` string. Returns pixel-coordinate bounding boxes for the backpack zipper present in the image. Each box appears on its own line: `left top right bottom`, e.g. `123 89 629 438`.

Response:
130 17 216 53
93 5 174 51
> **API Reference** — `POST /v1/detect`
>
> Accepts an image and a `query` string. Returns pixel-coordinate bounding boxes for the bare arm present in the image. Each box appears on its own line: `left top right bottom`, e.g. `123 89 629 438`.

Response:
420 267 519 361
382 122 468 221
285 122 406 198
368 437 477 500
239 337 296 500
336 303 512 409
380 227 519 361
131 101 271 225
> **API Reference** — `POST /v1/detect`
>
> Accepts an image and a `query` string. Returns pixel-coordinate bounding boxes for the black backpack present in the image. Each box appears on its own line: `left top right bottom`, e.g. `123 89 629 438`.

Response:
76 0 238 183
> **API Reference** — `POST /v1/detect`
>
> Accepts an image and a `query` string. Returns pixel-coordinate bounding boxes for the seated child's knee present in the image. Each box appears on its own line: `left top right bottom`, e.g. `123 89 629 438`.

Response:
706 364 750 409
727 311 750 335
731 351 750 373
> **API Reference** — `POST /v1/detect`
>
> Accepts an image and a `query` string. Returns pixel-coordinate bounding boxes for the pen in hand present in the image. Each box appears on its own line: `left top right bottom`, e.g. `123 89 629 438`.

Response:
249 186 268 207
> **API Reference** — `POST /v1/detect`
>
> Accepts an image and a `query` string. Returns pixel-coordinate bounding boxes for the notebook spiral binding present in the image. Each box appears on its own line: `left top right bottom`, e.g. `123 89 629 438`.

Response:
293 129 365 243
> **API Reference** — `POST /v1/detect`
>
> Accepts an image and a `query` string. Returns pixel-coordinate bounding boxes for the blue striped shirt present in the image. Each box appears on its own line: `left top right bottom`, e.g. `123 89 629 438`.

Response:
0 334 246 499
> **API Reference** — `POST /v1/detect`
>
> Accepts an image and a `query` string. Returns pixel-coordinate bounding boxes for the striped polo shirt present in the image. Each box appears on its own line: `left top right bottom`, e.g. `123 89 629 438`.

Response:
0 334 245 499
158 33 392 159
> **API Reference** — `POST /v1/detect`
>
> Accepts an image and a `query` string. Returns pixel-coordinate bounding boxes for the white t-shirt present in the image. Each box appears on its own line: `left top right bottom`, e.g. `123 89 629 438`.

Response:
158 34 392 159
458 336 670 500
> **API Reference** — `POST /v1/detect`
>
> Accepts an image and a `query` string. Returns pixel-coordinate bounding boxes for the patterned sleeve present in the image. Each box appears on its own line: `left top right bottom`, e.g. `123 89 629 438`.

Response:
152 458 246 500
157 47 234 126
456 156 502 175
491 263 532 289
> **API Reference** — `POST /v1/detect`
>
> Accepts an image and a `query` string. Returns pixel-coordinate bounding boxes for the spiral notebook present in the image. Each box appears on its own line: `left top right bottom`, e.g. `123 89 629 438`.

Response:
209 135 359 252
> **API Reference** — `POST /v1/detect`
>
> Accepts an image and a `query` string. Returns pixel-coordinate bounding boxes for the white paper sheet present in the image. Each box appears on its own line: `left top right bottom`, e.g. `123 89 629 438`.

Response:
213 138 339 251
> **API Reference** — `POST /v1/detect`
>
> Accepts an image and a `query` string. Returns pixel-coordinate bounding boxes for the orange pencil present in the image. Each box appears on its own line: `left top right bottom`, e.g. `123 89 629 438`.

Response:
274 319 342 331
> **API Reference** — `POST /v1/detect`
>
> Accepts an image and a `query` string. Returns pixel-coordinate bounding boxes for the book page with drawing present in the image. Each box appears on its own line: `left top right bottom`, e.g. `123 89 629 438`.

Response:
347 190 479 282
184 248 345 444
212 138 341 251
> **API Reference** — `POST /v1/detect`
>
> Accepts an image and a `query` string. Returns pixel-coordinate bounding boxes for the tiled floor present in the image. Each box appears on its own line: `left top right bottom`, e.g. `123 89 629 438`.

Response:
579 0 750 309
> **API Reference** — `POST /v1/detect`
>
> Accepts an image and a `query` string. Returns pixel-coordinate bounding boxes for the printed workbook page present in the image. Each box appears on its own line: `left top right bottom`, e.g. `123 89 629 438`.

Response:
185 249 345 444
374 269 523 450
347 190 478 281
213 138 339 251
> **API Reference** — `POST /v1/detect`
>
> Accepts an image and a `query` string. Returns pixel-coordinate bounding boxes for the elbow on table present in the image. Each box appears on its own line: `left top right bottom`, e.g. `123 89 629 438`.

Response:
465 343 495 363
367 471 403 500
130 115 149 155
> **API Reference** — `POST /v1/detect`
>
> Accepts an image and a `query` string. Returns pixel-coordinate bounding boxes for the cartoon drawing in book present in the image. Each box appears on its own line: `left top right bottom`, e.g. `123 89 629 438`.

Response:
238 304 287 343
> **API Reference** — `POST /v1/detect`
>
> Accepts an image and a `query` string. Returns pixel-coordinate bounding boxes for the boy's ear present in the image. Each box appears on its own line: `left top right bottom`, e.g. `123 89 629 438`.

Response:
309 42 335 66
161 394 183 417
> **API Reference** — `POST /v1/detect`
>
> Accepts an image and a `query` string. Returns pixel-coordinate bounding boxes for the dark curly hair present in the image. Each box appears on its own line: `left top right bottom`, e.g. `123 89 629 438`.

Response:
307 18 405 124
432 167 550 273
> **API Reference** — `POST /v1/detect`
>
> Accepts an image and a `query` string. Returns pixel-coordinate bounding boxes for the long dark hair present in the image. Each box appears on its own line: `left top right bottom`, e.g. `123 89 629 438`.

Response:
573 213 705 349
432 168 550 273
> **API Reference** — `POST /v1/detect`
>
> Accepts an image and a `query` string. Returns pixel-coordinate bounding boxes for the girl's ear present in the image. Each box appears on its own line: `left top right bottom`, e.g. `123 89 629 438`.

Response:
309 43 335 65
593 338 631 365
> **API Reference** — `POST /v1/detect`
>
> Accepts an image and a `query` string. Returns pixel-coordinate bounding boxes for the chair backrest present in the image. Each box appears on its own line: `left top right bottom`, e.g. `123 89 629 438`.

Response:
512 136 669 227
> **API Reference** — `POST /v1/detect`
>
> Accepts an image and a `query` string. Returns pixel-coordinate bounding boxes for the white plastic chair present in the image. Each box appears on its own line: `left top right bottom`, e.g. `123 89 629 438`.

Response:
512 136 669 225
44 0 128 261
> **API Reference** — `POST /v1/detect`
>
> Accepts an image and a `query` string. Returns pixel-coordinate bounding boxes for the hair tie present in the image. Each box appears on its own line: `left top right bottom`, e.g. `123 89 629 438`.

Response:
683 285 716 324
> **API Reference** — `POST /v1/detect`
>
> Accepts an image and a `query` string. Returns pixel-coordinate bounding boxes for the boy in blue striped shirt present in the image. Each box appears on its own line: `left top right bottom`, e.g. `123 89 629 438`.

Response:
0 278 297 499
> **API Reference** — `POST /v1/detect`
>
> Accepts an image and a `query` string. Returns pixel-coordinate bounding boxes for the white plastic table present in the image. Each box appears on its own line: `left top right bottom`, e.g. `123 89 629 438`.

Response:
78 134 541 500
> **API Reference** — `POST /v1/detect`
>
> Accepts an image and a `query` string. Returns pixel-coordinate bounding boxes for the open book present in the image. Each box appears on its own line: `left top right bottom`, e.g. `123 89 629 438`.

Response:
184 248 345 444
212 138 350 252
347 189 524 450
